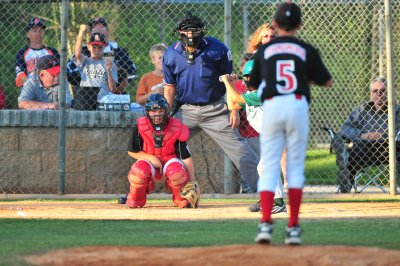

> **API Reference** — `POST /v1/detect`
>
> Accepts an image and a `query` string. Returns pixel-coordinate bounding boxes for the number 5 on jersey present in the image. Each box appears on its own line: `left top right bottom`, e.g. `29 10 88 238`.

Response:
276 60 297 94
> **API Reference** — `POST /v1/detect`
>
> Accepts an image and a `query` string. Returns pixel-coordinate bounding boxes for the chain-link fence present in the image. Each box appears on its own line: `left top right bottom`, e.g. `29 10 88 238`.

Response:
0 0 399 196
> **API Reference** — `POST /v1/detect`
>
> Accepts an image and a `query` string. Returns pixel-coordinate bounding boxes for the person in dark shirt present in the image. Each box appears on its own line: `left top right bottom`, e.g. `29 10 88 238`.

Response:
337 77 400 193
15 17 60 87
249 2 333 245
163 12 260 195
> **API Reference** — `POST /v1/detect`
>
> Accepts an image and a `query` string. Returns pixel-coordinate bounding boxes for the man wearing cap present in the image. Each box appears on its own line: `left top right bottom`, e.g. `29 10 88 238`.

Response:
67 17 136 93
73 24 118 101
163 12 260 194
15 17 60 87
18 55 71 110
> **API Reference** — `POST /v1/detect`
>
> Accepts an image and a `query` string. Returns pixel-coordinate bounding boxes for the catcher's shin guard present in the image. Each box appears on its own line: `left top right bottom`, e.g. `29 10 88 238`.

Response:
126 160 153 208
165 161 190 208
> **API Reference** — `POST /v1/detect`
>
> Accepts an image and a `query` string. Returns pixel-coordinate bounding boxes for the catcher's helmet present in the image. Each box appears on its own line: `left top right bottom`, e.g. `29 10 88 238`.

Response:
144 94 169 129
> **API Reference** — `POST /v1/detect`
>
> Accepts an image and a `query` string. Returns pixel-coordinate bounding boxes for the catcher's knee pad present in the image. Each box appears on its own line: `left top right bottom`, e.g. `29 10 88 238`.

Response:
165 160 189 187
164 159 190 208
126 160 154 208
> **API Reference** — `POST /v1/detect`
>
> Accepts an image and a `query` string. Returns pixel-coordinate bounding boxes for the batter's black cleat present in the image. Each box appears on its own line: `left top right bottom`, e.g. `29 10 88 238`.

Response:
248 200 261 212
118 195 128 204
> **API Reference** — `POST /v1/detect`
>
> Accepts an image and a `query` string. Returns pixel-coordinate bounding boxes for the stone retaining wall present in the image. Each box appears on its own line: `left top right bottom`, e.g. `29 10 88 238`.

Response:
0 110 239 194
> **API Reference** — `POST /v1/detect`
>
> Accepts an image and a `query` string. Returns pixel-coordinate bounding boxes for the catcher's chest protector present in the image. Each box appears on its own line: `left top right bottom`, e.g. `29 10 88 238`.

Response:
137 117 189 163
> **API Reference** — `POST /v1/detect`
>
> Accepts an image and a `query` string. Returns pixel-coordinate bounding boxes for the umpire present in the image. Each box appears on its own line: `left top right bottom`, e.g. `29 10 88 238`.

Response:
163 12 260 192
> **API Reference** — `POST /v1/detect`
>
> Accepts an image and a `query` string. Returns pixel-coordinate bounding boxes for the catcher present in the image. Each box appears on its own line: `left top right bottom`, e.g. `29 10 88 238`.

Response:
126 94 200 208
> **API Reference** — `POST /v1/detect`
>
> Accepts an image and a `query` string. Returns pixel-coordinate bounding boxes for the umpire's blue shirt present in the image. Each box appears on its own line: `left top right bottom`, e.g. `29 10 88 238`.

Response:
163 37 233 104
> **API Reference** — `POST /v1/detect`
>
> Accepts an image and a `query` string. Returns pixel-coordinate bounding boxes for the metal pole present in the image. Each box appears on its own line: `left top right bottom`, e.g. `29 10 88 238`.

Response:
58 0 69 195
378 6 384 77
243 3 249 53
224 0 232 49
384 0 397 195
223 0 234 194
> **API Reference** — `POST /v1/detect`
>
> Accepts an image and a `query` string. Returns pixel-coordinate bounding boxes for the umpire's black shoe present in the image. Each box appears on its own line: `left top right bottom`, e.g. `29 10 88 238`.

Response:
118 195 128 204
249 200 261 212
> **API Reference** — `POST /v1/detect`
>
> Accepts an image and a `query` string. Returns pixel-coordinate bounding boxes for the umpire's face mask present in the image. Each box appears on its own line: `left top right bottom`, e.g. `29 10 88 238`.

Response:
179 28 204 64
179 28 203 47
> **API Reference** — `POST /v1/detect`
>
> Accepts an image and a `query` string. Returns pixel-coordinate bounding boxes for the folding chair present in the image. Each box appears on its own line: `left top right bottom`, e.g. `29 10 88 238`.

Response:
321 127 400 194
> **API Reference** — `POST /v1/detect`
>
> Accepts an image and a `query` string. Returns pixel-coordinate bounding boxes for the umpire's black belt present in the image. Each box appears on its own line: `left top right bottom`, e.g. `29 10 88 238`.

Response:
186 98 223 106
187 102 210 106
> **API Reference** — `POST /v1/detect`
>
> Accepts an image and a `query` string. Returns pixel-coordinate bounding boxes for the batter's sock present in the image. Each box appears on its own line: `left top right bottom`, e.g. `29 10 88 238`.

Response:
274 198 284 207
288 188 303 227
260 191 274 224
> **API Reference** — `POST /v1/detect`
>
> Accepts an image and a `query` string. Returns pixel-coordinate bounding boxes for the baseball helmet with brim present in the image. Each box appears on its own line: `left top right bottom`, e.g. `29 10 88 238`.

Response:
243 59 254 76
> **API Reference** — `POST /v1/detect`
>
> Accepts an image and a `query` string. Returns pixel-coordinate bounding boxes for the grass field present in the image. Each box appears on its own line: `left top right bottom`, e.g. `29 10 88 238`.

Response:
1 198 400 265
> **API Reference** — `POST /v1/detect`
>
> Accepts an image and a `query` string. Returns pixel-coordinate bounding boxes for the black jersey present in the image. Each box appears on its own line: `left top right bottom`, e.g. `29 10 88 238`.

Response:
249 36 331 103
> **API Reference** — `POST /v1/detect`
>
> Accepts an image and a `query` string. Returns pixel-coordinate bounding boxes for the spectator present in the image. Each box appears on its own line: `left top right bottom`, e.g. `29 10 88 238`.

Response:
0 83 6 109
67 17 137 94
73 26 118 103
221 59 287 214
15 17 60 87
126 94 199 208
163 12 260 193
337 77 400 193
18 55 71 110
135 43 167 105
247 23 276 54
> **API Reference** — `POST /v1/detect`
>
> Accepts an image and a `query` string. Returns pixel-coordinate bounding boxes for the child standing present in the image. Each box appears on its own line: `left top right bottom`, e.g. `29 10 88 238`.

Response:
249 2 333 245
73 24 118 102
135 43 168 105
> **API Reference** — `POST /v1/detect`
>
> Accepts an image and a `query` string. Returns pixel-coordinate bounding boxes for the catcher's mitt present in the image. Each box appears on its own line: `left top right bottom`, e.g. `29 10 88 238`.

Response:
180 181 200 208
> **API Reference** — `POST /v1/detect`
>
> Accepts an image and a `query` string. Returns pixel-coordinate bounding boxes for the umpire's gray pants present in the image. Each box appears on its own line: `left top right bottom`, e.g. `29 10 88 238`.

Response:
176 99 260 192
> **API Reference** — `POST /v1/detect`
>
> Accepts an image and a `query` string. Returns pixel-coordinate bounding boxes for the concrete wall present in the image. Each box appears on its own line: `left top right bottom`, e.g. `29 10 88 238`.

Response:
0 110 240 194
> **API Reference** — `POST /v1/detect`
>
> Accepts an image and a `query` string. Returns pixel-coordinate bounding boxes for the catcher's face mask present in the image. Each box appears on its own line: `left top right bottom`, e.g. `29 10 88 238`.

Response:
144 94 169 130
148 109 166 126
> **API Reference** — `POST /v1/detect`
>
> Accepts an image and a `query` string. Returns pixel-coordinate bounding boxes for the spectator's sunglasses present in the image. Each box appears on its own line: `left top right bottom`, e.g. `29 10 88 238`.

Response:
372 88 387 94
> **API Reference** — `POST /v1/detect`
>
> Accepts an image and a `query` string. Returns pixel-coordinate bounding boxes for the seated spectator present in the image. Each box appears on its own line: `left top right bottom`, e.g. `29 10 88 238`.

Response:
0 82 6 109
337 77 400 193
15 17 60 87
18 55 71 110
73 25 118 104
67 17 137 94
135 43 167 105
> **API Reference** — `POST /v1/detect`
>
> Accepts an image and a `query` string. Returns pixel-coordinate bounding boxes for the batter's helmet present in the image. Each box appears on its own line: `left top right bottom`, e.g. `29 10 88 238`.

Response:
243 60 254 76
144 94 169 129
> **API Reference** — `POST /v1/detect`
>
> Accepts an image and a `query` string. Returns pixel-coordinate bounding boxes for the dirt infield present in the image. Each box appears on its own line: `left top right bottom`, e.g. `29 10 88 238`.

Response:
1 200 399 265
1 200 399 220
